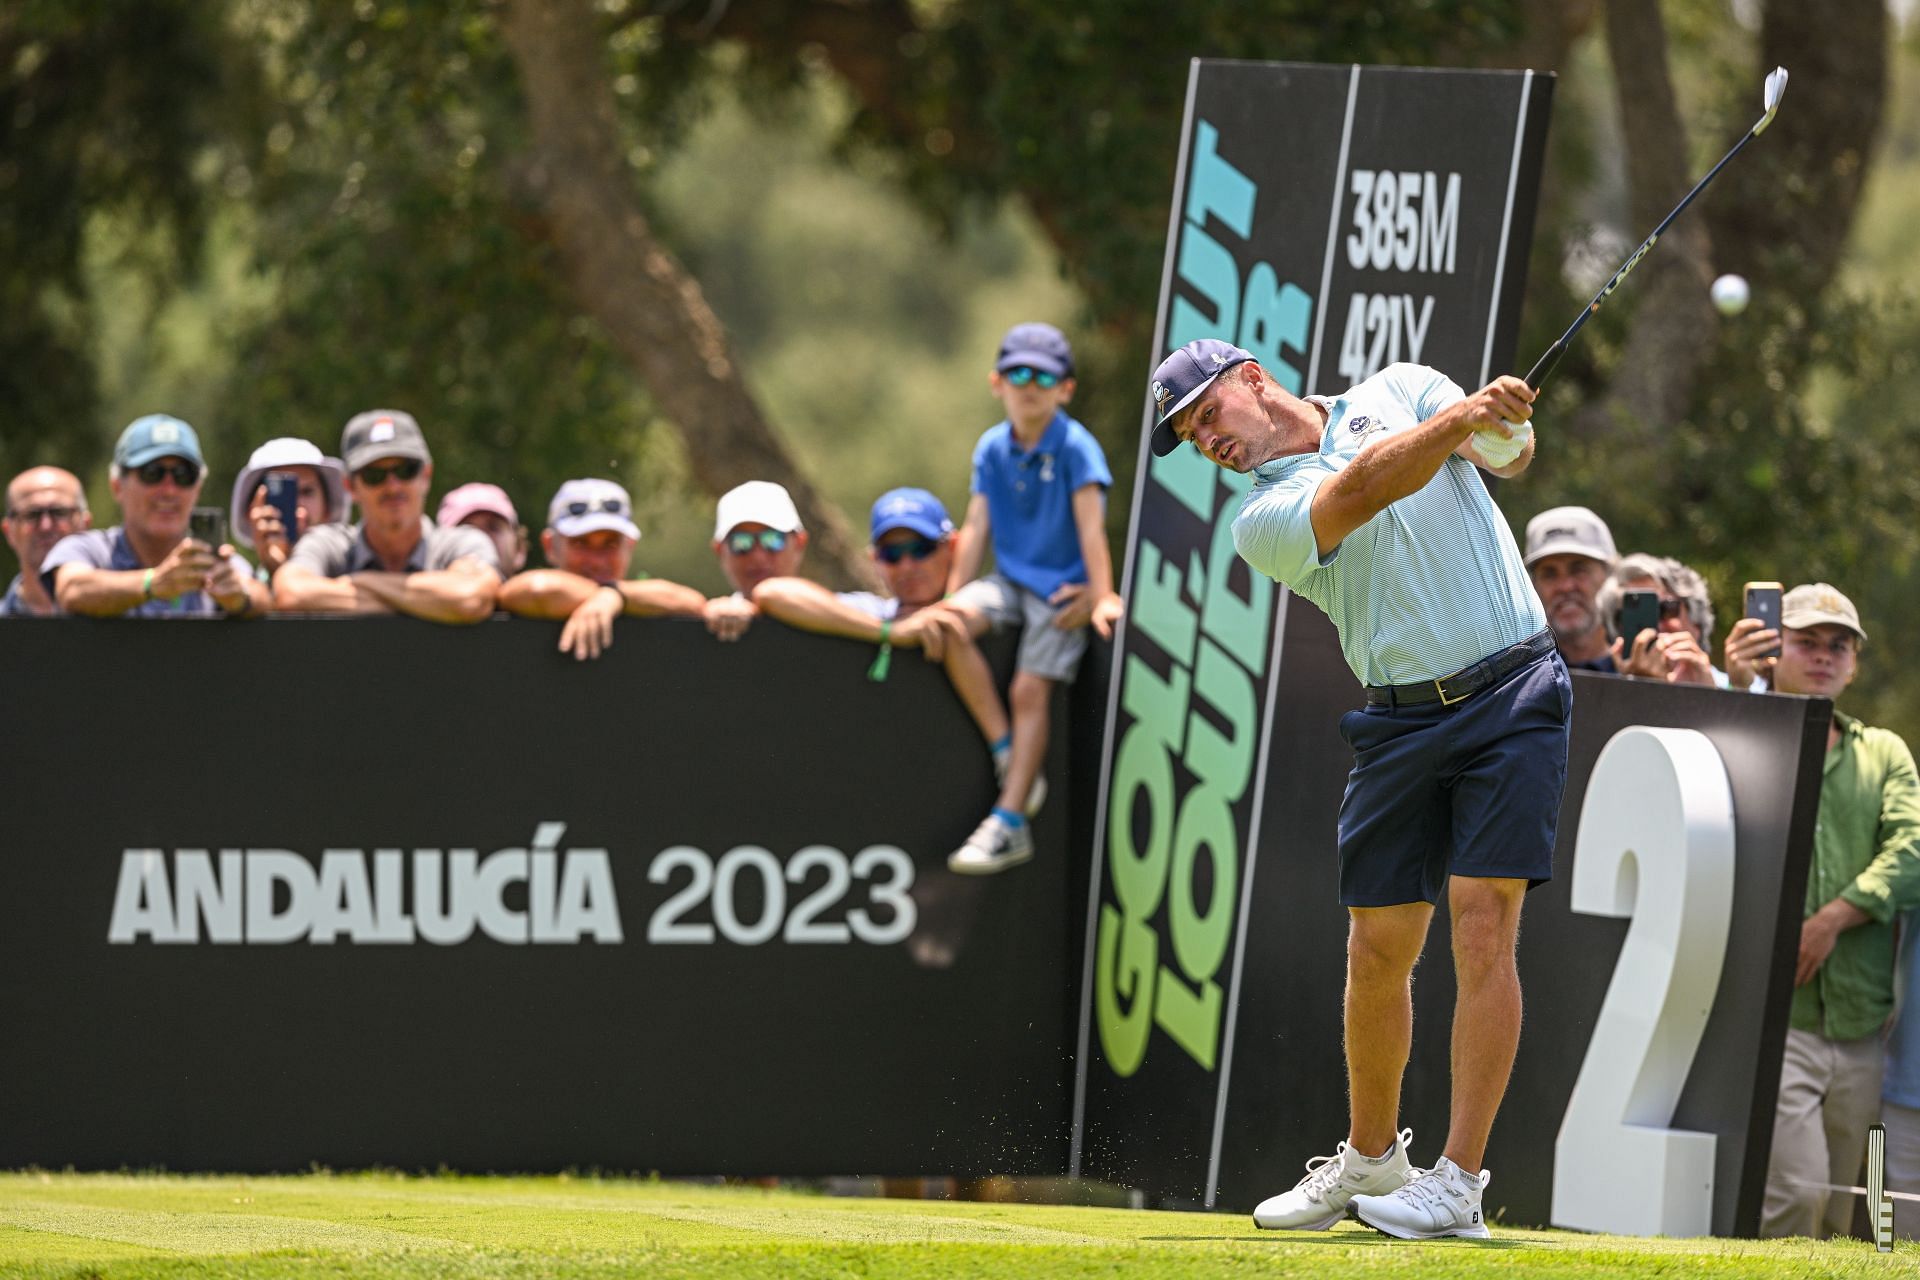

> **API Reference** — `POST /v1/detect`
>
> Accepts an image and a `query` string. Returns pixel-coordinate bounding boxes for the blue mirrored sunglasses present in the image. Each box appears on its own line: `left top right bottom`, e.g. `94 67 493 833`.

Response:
725 528 790 555
1004 366 1060 389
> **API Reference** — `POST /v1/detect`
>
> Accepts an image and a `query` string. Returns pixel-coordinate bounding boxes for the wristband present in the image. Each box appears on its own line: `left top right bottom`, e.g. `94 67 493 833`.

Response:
867 618 893 683
142 569 155 601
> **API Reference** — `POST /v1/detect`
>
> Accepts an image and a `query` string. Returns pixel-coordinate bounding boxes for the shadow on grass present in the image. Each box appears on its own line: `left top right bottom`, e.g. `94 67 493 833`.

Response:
1139 1233 1532 1250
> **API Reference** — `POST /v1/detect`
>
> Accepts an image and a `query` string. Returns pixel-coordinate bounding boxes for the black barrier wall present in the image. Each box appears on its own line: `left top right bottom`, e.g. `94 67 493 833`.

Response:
1081 604 1828 1236
0 618 1074 1176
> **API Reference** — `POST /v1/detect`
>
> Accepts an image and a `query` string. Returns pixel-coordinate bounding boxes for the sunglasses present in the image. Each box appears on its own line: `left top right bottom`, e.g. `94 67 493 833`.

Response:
133 460 201 488
6 505 82 524
562 497 627 517
725 529 791 555
876 536 942 565
356 459 423 486
1656 598 1687 621
1003 366 1061 389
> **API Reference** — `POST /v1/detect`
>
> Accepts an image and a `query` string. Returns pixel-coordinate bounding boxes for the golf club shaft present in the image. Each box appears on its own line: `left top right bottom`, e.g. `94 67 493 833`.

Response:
1525 106 1769 391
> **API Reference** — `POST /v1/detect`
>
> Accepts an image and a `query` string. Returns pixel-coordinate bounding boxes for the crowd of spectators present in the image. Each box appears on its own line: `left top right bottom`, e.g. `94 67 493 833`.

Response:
1521 503 1920 1239
2 323 1121 878
6 333 1917 1231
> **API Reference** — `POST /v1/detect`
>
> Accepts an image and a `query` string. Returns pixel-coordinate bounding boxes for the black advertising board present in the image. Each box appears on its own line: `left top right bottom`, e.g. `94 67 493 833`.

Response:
1209 609 1827 1237
0 619 1071 1175
1075 60 1554 1200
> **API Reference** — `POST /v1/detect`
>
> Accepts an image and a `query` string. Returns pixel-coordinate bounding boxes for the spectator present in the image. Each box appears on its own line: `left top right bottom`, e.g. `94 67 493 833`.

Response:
754 488 1026 808
943 322 1123 874
706 480 807 642
274 409 499 623
1760 584 1920 1238
1593 553 1720 687
499 478 706 658
1523 506 1618 671
439 482 528 575
42 416 268 618
229 438 348 578
3 466 90 616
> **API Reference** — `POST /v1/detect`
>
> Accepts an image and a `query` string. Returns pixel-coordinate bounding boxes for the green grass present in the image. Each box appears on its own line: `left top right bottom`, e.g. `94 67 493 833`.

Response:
0 1171 1902 1278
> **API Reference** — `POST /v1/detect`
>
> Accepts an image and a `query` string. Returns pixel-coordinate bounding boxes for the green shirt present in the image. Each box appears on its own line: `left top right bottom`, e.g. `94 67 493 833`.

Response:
1791 712 1920 1040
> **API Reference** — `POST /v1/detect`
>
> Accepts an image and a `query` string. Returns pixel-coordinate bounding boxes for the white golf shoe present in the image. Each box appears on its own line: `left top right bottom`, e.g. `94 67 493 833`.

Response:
947 813 1033 874
1352 1155 1492 1240
1251 1129 1414 1231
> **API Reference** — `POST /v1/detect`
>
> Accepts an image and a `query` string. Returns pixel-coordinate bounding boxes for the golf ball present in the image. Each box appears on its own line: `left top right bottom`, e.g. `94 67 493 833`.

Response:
1711 273 1750 316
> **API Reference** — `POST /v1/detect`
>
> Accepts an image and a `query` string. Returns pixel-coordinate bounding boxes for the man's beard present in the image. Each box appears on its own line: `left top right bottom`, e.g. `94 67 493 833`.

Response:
1549 596 1600 644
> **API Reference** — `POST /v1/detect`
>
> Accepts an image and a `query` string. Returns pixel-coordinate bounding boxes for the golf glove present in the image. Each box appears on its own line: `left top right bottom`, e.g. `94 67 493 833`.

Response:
1473 419 1531 468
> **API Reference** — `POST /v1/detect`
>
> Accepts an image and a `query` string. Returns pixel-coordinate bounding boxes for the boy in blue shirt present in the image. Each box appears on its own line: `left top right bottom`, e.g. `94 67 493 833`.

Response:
944 322 1123 873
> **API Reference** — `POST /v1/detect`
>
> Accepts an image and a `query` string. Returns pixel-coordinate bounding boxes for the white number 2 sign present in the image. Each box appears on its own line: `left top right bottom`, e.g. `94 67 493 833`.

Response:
1551 727 1736 1237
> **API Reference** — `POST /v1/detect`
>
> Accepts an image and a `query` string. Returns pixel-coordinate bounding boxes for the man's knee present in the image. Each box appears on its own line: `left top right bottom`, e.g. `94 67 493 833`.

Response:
1347 908 1428 984
1450 880 1525 981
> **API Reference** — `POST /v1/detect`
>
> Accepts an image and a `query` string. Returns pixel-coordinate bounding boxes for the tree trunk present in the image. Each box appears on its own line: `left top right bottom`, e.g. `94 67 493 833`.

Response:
497 0 874 589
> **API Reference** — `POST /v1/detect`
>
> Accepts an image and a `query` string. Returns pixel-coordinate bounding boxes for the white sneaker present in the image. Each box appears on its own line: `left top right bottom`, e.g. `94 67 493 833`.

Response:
947 814 1033 874
1251 1129 1414 1231
992 748 1047 817
1352 1156 1492 1240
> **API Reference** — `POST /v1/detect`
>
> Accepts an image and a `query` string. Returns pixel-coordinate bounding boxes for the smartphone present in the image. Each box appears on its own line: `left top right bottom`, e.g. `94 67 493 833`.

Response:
1617 588 1661 642
1745 581 1784 659
263 471 302 539
189 506 227 553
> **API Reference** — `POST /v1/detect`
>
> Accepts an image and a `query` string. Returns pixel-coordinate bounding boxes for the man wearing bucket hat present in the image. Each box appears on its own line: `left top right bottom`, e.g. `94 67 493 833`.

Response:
275 409 499 623
1149 341 1558 1240
498 478 705 659
1759 584 1920 1238
43 415 268 618
230 438 349 577
755 487 1021 805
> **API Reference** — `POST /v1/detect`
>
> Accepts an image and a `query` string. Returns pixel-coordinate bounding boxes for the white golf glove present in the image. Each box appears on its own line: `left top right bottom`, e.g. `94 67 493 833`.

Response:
1473 419 1532 468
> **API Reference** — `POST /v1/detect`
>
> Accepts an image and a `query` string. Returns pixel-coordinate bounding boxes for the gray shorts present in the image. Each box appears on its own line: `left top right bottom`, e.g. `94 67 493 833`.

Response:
949 573 1088 681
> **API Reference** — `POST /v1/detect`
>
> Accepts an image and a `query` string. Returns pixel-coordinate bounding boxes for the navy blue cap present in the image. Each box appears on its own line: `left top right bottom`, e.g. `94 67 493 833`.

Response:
869 487 953 542
1147 340 1254 457
995 322 1075 378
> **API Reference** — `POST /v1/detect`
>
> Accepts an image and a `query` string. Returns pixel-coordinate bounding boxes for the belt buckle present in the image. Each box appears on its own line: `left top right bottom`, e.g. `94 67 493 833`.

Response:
1437 677 1469 707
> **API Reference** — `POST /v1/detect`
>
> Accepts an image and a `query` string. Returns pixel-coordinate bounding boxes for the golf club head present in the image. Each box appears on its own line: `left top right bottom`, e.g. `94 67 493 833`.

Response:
1754 66 1789 135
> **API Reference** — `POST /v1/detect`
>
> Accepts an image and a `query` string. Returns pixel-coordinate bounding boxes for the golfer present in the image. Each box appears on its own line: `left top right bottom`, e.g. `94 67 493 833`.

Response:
1146 342 1570 1240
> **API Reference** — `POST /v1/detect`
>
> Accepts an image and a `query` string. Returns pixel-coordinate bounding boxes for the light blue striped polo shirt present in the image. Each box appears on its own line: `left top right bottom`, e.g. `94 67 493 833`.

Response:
1232 363 1545 687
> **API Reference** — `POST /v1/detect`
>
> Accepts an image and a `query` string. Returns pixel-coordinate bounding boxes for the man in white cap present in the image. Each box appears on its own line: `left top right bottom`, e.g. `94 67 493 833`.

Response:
706 480 808 642
499 478 706 659
230 438 348 578
44 415 268 618
1759 583 1920 1238
275 409 499 623
438 482 528 576
1522 506 1619 672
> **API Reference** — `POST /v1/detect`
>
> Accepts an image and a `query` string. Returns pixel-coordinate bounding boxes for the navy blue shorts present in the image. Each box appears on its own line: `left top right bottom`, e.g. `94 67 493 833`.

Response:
1335 650 1573 907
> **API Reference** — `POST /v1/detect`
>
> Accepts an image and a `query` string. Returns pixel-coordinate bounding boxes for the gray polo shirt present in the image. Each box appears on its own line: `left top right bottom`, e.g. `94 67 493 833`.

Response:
1 574 40 616
38 528 251 618
286 518 499 577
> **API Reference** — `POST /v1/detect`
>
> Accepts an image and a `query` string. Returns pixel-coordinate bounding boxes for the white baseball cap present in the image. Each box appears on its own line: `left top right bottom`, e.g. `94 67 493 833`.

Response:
1524 505 1619 568
713 481 803 541
548 478 640 541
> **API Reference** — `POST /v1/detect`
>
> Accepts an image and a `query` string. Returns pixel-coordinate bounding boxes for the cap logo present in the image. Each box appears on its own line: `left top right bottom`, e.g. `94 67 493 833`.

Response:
153 423 179 444
1816 589 1846 614
1152 380 1171 409
1210 351 1230 368
1543 526 1573 541
370 420 395 443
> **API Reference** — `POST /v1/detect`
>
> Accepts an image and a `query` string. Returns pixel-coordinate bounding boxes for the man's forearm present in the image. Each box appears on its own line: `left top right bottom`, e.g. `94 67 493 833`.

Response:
622 579 707 618
352 569 497 624
753 578 886 642
275 569 393 614
56 568 149 617
1339 402 1480 508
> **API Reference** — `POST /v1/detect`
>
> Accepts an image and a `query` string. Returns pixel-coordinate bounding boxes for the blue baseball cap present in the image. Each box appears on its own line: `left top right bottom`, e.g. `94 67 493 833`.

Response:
114 415 206 470
869 488 953 542
1147 339 1255 457
995 322 1075 378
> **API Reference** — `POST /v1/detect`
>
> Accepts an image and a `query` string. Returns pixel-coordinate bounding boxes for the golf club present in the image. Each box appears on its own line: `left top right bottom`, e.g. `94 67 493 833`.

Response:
1523 65 1788 391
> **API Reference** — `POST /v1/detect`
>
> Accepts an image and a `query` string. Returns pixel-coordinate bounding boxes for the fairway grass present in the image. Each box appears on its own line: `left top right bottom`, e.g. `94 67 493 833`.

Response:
0 1171 1904 1278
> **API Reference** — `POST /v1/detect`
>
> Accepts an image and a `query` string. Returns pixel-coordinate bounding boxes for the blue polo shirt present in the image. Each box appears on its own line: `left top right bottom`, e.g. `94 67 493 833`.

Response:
970 409 1112 599
1231 363 1545 687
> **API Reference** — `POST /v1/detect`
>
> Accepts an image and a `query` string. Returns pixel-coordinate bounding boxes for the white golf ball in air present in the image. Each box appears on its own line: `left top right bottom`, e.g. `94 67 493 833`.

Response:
1711 273 1750 317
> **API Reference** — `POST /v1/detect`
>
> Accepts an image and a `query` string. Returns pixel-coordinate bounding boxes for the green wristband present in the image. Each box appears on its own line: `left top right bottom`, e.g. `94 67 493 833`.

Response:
141 569 154 601
867 618 893 683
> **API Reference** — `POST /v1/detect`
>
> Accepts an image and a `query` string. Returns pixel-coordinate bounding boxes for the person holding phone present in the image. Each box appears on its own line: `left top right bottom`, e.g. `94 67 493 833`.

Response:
1725 581 1784 691
1593 553 1722 687
40 416 268 618
1759 583 1920 1237
229 438 349 578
